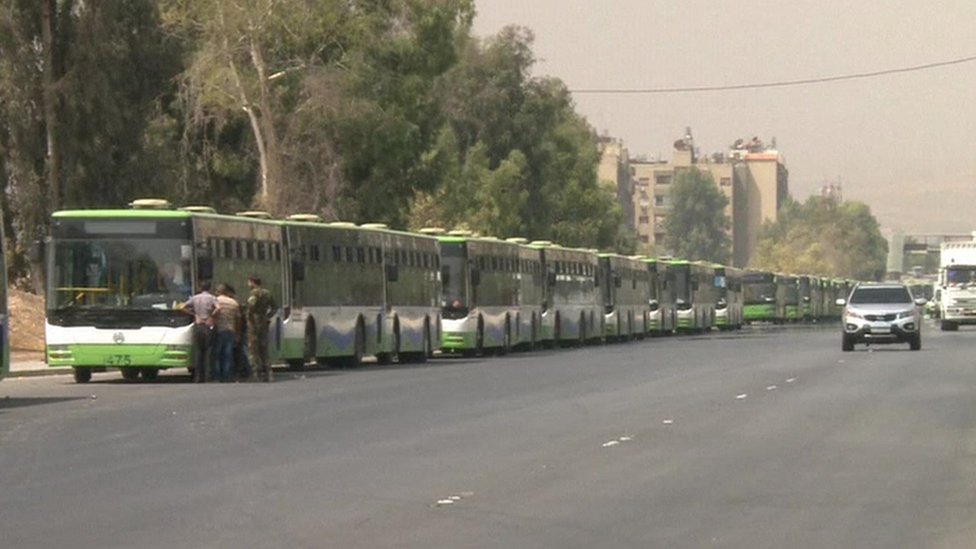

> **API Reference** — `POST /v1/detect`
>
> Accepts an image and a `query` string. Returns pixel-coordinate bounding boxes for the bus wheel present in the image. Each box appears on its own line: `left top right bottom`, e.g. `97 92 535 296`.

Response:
378 327 400 365
476 318 485 356
290 324 315 371
578 314 586 347
499 319 511 355
528 315 537 351
141 368 160 382
403 324 430 364
74 367 92 384
121 368 140 382
351 322 366 366
552 313 562 348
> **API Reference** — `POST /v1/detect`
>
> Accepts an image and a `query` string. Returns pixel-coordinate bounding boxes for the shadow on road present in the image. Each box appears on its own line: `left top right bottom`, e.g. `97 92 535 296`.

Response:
0 396 88 411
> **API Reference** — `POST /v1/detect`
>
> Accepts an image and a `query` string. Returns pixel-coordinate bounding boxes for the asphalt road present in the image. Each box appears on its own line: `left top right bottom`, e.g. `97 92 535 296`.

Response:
2 322 976 549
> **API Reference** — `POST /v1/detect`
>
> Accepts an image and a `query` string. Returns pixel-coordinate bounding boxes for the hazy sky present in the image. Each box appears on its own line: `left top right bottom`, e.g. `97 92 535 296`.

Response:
472 0 976 235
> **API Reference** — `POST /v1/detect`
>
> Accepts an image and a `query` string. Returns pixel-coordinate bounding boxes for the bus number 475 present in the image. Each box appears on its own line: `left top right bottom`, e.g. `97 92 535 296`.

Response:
105 355 132 366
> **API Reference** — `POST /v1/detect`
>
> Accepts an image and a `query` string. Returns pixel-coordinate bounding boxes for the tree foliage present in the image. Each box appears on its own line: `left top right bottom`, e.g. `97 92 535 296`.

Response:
1 1 628 283
0 0 180 281
407 28 623 249
663 169 730 263
751 196 888 280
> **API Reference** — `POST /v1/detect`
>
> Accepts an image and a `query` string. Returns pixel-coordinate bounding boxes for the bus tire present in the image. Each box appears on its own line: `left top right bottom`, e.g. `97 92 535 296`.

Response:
578 314 586 347
289 322 315 371
141 368 159 381
377 322 400 365
941 320 958 332
74 367 92 384
499 318 511 355
351 320 366 366
529 314 537 351
552 313 562 348
404 321 430 363
476 317 485 356
121 368 140 382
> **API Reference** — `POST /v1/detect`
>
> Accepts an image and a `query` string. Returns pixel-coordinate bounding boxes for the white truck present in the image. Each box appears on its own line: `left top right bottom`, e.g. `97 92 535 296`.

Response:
937 239 976 331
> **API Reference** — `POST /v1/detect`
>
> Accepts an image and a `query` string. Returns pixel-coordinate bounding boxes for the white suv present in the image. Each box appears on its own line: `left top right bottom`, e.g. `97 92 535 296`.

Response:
838 283 925 351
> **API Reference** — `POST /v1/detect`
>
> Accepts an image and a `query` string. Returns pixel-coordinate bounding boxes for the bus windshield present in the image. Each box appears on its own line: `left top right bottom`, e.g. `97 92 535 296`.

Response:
946 267 976 285
744 282 776 305
670 267 690 302
49 238 193 310
783 282 799 305
441 242 467 308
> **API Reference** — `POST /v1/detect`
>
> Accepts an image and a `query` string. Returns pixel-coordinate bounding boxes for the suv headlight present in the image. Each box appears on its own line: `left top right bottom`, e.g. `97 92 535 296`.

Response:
845 309 864 320
896 309 916 319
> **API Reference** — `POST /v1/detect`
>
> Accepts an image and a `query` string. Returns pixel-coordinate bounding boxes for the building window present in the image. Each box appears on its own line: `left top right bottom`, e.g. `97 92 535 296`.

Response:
720 177 732 187
638 216 650 225
655 174 672 186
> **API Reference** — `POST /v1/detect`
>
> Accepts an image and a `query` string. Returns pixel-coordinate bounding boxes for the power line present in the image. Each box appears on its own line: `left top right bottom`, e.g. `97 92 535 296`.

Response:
570 54 976 94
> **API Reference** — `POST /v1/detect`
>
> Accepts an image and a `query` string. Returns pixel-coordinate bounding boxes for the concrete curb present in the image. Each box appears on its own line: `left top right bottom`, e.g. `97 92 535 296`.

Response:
8 367 73 379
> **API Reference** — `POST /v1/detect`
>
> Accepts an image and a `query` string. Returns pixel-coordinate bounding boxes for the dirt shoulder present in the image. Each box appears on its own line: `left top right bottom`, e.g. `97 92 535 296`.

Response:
9 288 45 352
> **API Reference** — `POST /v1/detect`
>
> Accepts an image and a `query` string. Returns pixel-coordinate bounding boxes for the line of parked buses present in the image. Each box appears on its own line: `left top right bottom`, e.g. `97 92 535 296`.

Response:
40 200 859 382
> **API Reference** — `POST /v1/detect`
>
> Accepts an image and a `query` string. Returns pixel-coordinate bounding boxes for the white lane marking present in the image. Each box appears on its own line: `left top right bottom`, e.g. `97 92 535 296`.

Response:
619 436 633 442
449 496 461 501
838 360 845 364
786 378 796 383
602 440 620 448
736 393 748 400
766 385 777 391
662 419 674 425
436 499 454 505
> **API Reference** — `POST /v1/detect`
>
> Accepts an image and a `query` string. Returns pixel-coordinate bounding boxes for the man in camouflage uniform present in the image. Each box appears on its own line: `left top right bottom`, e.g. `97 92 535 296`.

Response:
246 275 276 382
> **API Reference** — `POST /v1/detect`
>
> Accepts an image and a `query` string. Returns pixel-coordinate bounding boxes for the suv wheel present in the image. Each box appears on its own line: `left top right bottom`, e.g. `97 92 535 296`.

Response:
909 333 921 351
841 334 854 352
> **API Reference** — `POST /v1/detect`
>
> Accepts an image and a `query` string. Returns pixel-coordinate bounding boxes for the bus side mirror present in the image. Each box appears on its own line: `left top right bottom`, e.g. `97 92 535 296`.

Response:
692 280 699 291
835 298 846 306
547 272 557 287
386 264 399 283
29 239 46 264
614 275 622 288
292 261 305 282
197 257 214 281
471 268 481 287
440 266 450 286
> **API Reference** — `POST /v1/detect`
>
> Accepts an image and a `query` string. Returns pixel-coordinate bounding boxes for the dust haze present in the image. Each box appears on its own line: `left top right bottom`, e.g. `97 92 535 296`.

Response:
473 0 976 235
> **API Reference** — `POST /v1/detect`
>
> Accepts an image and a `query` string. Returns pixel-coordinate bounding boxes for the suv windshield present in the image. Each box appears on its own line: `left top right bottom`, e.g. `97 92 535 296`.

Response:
849 287 912 304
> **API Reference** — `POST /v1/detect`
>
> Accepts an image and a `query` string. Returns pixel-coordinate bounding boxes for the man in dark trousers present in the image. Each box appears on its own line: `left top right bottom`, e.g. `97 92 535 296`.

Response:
183 281 216 382
245 275 276 382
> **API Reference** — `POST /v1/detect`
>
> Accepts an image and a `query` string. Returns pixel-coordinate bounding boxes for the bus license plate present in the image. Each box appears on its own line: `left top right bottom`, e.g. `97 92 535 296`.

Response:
105 355 132 366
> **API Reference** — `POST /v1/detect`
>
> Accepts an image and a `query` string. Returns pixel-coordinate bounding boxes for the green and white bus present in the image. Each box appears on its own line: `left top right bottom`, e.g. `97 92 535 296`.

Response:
598 253 650 341
666 260 716 333
44 201 442 382
45 207 201 381
533 242 602 346
743 270 777 323
777 274 800 322
439 233 538 354
641 257 674 335
713 265 743 330
281 218 440 367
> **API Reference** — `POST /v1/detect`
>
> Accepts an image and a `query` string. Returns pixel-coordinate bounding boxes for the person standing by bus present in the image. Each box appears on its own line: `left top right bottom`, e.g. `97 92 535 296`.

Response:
183 282 216 383
212 283 241 383
245 275 275 382
224 284 250 380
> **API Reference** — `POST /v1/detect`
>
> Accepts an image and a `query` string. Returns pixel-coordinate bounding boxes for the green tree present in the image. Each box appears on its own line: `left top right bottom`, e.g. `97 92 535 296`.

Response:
409 26 624 249
663 170 730 263
752 196 887 280
0 0 179 280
